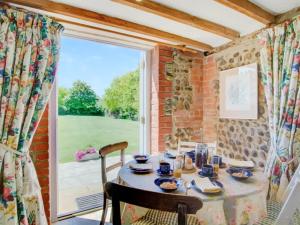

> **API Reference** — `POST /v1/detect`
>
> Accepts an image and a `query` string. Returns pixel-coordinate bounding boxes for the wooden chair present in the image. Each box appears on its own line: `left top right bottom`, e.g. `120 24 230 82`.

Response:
177 141 216 155
99 141 128 225
274 164 300 225
104 182 203 225
177 140 199 153
255 164 300 225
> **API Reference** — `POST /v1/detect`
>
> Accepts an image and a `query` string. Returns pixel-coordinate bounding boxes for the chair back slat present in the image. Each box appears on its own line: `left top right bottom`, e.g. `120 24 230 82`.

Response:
178 141 217 155
177 141 198 153
105 182 203 225
106 161 123 173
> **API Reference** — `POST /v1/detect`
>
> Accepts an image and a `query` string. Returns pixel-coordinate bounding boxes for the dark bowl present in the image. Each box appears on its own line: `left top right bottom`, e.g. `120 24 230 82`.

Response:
154 178 180 192
226 167 253 180
133 155 149 163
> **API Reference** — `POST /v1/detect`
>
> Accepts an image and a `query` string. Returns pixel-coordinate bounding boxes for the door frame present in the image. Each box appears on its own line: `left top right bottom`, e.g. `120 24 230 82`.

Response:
49 34 153 222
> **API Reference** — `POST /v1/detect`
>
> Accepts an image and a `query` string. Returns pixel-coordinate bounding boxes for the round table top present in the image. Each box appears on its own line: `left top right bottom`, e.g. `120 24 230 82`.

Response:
118 156 269 202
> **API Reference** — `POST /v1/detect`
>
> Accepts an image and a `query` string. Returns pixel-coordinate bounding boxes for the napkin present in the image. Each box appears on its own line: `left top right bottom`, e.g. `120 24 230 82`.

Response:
129 163 152 170
227 158 254 168
194 177 221 193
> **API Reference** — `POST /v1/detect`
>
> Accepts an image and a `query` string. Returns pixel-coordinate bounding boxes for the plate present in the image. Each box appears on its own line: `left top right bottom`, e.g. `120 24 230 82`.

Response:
156 169 173 177
164 152 176 159
226 168 253 180
182 167 197 174
230 166 254 171
220 162 227 169
133 155 149 163
191 179 223 194
130 168 153 174
154 178 180 192
198 170 218 179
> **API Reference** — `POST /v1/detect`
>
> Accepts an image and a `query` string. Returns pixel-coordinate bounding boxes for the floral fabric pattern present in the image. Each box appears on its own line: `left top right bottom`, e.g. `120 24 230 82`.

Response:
0 5 63 225
258 16 300 200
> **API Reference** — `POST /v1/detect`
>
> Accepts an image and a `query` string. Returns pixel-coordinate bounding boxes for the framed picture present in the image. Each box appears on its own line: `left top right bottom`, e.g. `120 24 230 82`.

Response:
219 63 258 119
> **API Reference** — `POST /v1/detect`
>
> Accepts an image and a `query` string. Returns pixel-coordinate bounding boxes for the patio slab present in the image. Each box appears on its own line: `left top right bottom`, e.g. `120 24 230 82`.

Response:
58 155 131 215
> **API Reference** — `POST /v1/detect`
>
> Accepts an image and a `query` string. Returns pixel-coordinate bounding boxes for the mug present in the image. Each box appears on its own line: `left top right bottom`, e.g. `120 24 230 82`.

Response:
202 164 214 177
160 162 171 174
212 155 222 165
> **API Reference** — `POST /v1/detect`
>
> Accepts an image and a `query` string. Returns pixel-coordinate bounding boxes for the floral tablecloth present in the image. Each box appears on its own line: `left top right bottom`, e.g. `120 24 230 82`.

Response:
118 157 269 225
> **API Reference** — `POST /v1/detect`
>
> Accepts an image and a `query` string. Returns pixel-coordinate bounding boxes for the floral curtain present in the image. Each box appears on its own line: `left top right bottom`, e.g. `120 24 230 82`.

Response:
258 16 300 200
0 5 63 225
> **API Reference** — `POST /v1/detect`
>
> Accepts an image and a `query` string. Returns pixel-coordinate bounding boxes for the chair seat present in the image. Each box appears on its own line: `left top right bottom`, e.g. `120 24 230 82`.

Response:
132 209 200 225
132 219 157 225
254 200 282 225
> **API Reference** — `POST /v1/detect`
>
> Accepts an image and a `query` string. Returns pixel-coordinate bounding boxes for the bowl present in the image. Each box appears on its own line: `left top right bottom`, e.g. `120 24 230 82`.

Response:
133 155 149 163
154 178 180 192
226 167 253 180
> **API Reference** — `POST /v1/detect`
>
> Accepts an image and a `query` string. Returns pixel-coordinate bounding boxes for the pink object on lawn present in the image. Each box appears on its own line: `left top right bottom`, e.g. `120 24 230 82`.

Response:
75 147 99 161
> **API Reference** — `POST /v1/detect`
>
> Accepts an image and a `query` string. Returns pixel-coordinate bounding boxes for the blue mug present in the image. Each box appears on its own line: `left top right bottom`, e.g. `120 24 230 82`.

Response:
212 155 223 165
202 164 214 177
159 162 171 174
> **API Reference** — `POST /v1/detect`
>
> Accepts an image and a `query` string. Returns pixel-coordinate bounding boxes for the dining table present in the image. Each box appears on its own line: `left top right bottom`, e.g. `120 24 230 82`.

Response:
118 155 269 225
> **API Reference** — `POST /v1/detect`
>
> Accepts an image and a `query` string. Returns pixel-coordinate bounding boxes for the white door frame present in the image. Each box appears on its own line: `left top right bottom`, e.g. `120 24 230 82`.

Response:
49 35 153 222
49 78 58 223
139 50 151 155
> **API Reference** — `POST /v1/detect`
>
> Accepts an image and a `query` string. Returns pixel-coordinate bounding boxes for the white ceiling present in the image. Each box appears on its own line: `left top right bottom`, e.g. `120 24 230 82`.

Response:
250 0 300 15
46 0 300 50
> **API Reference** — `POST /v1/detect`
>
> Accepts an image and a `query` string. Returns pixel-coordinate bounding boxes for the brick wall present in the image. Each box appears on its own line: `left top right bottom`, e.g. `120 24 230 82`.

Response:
202 55 218 143
151 45 204 153
30 106 50 222
151 46 173 153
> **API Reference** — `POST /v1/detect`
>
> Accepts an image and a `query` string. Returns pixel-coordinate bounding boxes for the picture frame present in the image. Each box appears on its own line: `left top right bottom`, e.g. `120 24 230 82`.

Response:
219 63 258 119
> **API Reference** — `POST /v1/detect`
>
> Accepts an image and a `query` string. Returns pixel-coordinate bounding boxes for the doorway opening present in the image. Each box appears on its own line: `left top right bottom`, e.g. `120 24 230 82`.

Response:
50 35 150 220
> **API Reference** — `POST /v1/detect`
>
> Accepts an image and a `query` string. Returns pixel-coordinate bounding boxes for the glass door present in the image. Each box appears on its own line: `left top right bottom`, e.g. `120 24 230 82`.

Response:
50 36 149 221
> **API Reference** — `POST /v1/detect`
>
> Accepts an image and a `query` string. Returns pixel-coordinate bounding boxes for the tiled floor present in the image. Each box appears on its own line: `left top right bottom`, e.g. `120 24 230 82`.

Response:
58 155 131 215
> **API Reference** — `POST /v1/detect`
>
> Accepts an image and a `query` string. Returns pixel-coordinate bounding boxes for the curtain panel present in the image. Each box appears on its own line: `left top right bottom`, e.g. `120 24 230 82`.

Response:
0 5 63 225
258 16 300 200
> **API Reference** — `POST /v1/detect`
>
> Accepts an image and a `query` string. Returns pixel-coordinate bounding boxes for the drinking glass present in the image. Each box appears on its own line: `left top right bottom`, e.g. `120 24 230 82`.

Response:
212 155 220 174
174 157 183 178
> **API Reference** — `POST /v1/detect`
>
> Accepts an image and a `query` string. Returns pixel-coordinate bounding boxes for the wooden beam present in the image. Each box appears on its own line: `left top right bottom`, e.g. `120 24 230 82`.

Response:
275 6 300 24
57 18 198 53
215 0 275 25
112 0 240 40
5 0 213 51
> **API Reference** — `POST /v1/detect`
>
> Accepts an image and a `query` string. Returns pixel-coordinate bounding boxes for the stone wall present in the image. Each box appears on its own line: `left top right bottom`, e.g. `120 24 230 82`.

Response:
151 46 203 152
203 38 270 168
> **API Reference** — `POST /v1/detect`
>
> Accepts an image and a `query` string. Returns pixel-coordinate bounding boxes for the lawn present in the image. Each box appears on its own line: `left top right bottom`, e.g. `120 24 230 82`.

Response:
58 115 139 163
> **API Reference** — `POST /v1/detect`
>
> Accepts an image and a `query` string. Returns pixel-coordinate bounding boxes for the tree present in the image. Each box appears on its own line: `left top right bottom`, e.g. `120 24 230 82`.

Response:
65 80 102 115
58 87 69 115
102 69 139 120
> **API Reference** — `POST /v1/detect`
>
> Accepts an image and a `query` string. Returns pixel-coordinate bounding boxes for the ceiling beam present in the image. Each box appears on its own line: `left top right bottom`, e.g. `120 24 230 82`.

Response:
5 0 213 51
112 0 240 40
215 0 275 25
57 19 198 53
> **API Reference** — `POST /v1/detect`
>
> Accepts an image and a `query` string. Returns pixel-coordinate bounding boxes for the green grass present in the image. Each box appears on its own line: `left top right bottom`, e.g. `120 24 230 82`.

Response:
58 115 139 163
